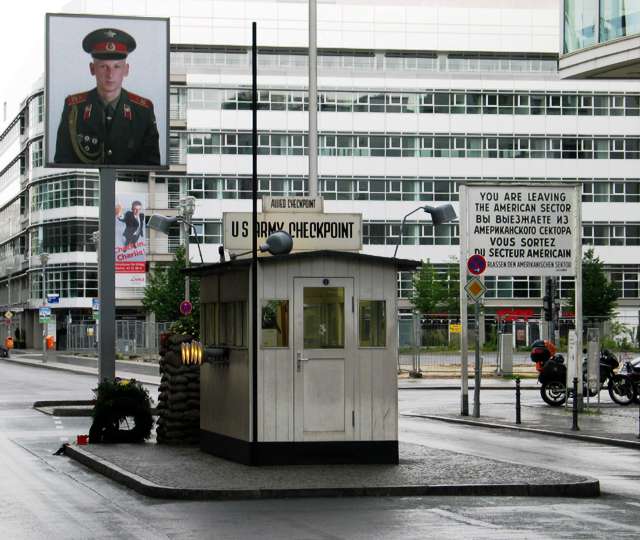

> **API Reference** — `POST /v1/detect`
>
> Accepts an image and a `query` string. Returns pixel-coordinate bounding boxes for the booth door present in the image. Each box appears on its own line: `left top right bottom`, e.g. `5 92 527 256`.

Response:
293 277 355 442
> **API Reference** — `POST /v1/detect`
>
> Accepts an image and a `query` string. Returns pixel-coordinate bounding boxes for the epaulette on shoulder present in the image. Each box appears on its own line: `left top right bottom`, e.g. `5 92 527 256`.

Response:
66 92 89 106
127 92 152 109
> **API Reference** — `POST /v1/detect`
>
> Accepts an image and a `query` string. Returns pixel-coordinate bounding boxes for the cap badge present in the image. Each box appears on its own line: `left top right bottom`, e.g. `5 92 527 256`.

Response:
106 42 116 52
104 30 117 38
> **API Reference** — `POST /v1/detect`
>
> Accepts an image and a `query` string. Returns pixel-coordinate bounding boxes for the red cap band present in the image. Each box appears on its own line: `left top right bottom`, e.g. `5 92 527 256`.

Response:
92 41 128 54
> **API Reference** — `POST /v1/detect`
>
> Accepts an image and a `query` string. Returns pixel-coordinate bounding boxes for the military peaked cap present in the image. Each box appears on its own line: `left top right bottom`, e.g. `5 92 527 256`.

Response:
82 28 136 60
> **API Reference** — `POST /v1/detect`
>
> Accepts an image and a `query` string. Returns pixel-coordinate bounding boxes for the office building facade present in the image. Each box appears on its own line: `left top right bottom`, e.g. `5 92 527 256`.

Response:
0 0 638 348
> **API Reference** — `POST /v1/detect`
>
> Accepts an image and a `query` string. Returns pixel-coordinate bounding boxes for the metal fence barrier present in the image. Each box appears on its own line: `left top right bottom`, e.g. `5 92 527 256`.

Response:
398 314 640 374
67 321 171 356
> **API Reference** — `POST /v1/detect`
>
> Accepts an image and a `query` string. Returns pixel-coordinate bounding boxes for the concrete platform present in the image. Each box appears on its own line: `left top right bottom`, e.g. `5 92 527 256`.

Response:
64 441 599 500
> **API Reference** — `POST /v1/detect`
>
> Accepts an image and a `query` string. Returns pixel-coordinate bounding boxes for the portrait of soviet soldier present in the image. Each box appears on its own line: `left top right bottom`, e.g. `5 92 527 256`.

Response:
116 200 144 249
54 28 160 166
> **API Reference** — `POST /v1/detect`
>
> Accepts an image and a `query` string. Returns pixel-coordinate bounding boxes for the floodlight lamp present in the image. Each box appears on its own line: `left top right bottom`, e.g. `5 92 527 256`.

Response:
423 204 457 226
148 214 178 236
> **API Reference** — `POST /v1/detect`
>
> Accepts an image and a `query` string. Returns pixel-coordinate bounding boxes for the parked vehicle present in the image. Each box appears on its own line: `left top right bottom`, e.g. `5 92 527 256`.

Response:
530 340 623 406
609 356 640 406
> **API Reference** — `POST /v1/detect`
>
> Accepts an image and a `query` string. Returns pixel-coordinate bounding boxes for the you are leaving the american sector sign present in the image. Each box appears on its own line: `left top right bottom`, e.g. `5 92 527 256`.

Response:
223 212 362 252
460 183 580 276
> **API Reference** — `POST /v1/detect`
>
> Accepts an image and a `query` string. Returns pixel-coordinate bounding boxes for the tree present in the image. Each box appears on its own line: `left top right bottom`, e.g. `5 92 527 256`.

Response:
142 246 200 333
570 248 618 319
411 258 459 315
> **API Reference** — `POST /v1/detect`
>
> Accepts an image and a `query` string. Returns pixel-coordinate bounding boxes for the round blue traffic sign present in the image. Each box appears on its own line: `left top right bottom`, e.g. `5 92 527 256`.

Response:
467 254 487 276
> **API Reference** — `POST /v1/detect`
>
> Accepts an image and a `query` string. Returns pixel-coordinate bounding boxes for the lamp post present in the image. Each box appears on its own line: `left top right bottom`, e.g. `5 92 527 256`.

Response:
40 252 49 362
178 196 196 303
392 204 457 378
392 204 458 259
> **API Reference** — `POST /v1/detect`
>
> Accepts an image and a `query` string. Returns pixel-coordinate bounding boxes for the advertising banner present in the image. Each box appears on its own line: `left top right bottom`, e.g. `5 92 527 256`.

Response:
115 193 146 287
461 183 580 276
45 14 169 169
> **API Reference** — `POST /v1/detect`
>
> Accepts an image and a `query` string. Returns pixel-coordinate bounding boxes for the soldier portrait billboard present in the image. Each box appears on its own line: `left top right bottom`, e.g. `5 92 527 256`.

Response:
45 14 169 169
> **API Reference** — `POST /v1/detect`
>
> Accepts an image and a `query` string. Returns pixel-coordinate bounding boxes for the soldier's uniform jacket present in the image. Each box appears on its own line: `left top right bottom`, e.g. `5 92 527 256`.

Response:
54 88 160 166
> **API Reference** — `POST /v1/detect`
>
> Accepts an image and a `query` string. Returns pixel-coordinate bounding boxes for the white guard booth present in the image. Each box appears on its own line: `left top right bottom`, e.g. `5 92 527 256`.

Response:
191 250 418 465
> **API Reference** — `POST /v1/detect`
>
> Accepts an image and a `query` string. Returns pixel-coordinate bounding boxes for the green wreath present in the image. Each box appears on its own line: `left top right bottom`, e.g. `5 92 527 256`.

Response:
89 378 153 443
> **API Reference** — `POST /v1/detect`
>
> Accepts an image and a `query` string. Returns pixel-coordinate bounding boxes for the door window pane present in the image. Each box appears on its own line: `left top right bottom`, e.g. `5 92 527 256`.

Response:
303 287 345 348
359 300 386 347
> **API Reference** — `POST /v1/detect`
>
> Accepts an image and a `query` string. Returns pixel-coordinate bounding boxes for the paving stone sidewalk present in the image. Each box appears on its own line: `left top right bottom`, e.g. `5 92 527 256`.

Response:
65 441 598 500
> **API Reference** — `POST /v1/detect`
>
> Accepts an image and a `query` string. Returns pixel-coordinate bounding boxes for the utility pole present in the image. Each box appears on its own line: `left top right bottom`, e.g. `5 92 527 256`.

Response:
178 196 196 303
40 252 49 363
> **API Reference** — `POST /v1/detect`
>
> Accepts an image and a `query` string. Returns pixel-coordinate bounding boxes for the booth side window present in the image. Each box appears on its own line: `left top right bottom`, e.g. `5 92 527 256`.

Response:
202 302 219 345
359 300 386 347
261 300 289 347
220 301 247 347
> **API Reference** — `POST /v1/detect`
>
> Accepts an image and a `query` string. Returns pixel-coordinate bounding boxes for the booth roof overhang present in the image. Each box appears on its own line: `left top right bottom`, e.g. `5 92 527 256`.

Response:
184 250 420 277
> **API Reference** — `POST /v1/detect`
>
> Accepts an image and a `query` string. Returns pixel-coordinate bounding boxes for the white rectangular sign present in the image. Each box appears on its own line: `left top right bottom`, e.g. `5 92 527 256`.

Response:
462 183 580 276
262 196 323 213
223 213 362 252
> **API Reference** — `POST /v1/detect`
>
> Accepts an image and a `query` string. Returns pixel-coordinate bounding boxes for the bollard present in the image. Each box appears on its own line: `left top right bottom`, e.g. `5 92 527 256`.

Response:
572 377 580 431
515 377 521 425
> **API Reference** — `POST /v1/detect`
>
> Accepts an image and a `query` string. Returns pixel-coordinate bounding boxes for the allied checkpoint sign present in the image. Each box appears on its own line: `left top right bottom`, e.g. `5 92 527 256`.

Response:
460 183 581 276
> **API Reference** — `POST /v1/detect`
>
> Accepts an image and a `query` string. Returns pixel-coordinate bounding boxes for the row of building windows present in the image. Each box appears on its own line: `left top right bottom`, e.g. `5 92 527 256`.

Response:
5 173 634 214
400 270 640 301
30 175 99 211
163 175 640 204
174 218 640 249
32 265 98 299
186 132 640 160
29 220 98 255
364 221 640 247
186 87 640 117
171 49 557 74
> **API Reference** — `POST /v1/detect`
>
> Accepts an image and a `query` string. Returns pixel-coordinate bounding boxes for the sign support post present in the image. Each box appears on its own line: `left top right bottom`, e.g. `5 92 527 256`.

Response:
99 168 116 383
459 186 469 415
473 300 481 417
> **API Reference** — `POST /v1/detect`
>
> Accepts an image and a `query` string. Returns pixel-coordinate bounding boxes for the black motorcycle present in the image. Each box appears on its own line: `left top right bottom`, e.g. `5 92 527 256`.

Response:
609 356 640 405
531 341 622 406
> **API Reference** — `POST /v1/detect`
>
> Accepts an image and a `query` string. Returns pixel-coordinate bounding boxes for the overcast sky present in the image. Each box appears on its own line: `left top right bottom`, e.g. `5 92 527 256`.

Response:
0 1 67 128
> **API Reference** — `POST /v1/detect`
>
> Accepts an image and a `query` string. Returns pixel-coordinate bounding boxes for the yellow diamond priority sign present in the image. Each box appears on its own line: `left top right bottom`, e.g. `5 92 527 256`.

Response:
465 277 486 303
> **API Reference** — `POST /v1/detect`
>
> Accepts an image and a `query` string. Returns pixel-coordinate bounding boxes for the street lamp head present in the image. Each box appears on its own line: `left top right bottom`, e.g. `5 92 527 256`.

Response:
259 231 293 256
230 231 294 260
148 214 178 236
423 204 457 225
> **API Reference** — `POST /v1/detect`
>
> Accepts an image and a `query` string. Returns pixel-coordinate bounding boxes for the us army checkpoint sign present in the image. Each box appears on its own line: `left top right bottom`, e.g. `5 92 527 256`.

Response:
223 212 362 252
460 182 581 277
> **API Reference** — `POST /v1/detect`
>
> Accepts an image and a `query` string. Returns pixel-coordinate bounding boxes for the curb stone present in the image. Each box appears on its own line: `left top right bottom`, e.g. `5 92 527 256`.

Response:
403 413 640 450
64 445 599 500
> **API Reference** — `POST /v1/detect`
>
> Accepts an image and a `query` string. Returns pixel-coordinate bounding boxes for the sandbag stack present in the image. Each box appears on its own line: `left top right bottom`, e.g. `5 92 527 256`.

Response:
156 333 200 445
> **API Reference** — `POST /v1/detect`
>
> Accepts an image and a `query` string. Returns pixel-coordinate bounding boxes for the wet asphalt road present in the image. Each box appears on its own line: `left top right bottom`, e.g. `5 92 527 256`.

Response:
1 360 640 539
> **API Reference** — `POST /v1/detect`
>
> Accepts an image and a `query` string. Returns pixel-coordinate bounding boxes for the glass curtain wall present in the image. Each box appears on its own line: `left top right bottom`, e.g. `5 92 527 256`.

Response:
565 0 640 53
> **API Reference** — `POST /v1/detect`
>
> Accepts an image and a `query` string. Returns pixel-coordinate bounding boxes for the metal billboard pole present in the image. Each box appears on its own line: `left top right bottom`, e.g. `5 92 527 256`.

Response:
98 168 116 383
